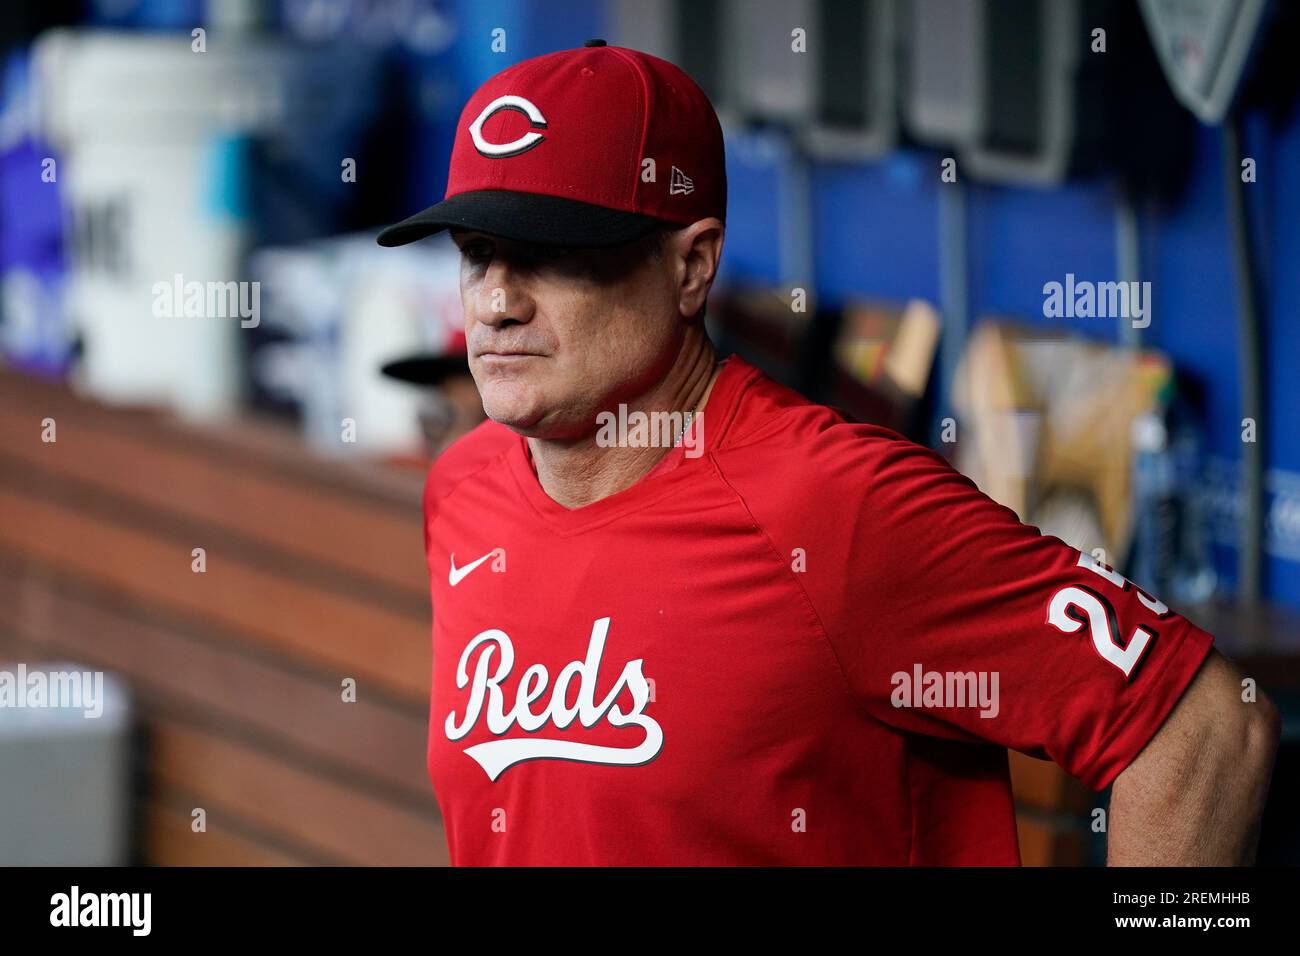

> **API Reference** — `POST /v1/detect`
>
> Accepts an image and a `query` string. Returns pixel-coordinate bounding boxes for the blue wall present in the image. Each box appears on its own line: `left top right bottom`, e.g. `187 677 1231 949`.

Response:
720 109 1300 608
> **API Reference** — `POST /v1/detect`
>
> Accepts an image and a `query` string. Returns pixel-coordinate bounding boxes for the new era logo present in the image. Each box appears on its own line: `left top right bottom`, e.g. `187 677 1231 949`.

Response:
669 166 694 196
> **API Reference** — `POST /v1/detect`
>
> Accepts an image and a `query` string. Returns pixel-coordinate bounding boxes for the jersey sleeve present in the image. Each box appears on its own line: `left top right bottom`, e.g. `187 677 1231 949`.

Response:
738 420 1216 792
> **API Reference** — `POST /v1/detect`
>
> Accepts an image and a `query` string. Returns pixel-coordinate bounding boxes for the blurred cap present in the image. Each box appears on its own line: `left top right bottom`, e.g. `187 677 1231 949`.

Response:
377 39 726 249
381 330 470 386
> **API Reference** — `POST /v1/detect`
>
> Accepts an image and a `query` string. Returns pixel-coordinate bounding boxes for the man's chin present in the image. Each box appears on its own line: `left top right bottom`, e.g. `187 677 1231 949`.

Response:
484 401 590 441
487 411 544 436
481 393 548 435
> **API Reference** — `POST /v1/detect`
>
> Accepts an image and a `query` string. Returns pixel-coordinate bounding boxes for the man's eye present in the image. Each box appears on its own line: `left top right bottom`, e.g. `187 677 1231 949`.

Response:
461 242 492 262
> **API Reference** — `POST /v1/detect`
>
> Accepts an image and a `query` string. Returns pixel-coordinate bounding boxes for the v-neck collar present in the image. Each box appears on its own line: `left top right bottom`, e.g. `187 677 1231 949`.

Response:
506 355 759 534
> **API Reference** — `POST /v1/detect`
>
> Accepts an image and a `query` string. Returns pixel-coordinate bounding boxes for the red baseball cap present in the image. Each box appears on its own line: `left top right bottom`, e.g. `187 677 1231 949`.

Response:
377 39 726 249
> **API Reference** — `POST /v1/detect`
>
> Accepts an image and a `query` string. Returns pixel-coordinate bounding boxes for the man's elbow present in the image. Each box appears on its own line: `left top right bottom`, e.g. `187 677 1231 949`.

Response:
1202 683 1280 862
1203 681 1280 793
1242 688 1282 772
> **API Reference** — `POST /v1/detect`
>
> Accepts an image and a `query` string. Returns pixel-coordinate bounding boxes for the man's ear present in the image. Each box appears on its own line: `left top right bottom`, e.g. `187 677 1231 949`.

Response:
673 218 725 321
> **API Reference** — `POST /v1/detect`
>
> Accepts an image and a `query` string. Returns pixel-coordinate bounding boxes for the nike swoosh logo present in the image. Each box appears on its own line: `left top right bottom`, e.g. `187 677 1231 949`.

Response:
449 550 495 587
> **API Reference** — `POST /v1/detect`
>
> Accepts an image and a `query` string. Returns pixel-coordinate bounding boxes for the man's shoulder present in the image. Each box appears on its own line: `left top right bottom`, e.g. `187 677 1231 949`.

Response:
720 364 924 475
423 419 517 513
714 363 971 531
715 366 973 553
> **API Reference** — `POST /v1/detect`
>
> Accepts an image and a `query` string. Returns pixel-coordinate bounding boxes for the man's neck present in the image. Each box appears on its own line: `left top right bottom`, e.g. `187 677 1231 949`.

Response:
527 341 722 510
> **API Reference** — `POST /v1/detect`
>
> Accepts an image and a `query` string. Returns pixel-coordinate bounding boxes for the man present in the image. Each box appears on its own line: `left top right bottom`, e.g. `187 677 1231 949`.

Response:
378 40 1278 865
381 331 486 458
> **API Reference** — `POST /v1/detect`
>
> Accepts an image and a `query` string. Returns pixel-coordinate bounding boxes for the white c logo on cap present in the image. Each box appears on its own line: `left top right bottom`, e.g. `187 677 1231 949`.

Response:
468 95 548 158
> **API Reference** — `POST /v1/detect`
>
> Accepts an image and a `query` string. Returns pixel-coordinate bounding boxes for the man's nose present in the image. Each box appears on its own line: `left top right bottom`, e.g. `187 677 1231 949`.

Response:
470 258 535 327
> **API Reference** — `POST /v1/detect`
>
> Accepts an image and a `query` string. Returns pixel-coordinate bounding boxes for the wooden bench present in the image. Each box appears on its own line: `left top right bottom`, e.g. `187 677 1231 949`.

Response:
0 368 446 865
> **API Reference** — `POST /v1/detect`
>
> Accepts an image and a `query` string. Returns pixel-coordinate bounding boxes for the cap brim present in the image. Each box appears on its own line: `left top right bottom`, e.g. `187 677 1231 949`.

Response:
381 354 471 385
376 189 666 248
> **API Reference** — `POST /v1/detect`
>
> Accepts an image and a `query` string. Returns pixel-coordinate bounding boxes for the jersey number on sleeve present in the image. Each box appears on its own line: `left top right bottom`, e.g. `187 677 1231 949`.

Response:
1045 552 1170 682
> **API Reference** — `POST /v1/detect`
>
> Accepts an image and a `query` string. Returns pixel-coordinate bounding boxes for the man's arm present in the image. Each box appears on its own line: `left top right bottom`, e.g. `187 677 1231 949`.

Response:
1107 648 1280 865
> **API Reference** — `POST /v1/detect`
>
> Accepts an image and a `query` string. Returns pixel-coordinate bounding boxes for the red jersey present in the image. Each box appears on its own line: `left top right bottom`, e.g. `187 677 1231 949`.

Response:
422 355 1215 865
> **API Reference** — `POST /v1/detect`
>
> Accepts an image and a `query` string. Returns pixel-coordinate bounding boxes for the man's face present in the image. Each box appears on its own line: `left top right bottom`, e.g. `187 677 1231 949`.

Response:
452 228 683 440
